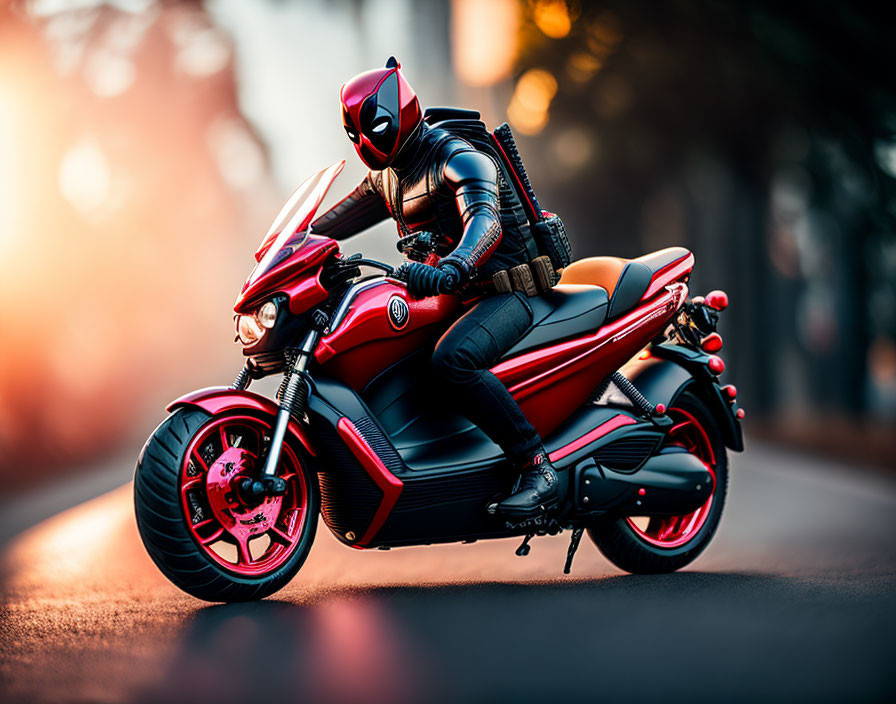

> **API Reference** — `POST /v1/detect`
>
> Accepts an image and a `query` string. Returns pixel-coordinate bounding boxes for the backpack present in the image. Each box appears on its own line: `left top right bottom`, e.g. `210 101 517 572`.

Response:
423 108 573 276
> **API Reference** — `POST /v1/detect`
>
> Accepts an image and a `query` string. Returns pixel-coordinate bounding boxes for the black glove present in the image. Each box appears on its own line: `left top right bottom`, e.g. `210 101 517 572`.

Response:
394 261 461 298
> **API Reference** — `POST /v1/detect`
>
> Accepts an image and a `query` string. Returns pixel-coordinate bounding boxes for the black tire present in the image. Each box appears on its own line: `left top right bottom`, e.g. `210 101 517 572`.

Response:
134 408 318 602
587 389 728 574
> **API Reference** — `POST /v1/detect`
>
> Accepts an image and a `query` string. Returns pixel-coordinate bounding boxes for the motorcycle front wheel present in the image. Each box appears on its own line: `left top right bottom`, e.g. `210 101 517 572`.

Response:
134 407 318 602
587 389 729 574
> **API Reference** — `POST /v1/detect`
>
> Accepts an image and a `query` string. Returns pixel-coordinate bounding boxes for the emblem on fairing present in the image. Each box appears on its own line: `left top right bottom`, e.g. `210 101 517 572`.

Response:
388 295 409 330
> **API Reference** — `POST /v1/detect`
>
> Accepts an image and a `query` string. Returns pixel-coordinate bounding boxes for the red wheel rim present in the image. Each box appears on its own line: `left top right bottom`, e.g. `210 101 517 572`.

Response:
625 407 717 549
180 415 308 576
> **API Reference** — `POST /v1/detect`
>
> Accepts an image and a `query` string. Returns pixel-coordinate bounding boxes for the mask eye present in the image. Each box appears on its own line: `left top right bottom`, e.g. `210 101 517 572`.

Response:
344 125 359 143
371 118 390 134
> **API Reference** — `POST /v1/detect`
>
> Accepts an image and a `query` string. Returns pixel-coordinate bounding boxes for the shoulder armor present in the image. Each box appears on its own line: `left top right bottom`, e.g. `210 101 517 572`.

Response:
443 148 498 188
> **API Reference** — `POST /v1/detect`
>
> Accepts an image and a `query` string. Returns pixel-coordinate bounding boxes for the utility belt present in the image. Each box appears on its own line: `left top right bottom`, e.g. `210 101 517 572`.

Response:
480 255 560 297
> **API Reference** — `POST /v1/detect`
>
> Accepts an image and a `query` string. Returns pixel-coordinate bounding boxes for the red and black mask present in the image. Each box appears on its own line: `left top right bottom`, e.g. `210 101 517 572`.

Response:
340 57 422 171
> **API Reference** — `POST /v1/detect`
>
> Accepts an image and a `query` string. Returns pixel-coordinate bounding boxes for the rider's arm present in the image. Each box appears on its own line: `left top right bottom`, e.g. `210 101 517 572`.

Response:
310 171 390 240
439 150 502 280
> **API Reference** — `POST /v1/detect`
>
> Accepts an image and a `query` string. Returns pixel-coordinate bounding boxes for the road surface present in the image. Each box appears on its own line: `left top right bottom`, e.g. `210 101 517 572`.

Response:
1 441 894 703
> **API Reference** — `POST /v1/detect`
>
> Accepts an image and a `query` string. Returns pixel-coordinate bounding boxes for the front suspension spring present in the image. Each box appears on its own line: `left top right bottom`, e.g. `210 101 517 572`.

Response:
231 365 251 391
279 368 309 421
276 350 299 402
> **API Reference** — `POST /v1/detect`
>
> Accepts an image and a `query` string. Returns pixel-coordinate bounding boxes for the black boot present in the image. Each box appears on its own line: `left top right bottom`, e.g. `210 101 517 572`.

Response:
497 450 560 517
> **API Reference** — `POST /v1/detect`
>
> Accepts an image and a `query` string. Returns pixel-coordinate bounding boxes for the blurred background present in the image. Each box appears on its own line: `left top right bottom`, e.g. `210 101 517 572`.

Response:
1 0 894 494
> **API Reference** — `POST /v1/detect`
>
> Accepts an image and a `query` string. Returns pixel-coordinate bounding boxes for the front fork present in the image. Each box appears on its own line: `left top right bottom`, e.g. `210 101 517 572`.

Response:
234 326 321 500
262 328 318 479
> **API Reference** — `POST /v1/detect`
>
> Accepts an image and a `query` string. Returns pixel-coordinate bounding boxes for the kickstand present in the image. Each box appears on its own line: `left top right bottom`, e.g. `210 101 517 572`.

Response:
515 533 534 557
563 528 584 574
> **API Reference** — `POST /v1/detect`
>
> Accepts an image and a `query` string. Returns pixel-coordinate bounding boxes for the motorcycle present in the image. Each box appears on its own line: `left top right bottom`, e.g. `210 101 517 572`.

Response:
134 160 744 602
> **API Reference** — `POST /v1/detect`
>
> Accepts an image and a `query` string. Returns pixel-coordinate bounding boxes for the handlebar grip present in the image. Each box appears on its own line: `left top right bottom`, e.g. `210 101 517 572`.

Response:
439 268 460 294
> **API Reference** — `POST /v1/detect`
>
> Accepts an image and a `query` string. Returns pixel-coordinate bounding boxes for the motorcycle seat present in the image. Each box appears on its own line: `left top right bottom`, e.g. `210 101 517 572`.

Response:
558 247 692 319
503 284 609 357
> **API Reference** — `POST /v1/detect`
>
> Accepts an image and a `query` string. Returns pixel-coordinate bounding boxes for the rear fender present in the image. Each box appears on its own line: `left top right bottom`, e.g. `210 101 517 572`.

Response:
166 386 316 455
622 345 744 452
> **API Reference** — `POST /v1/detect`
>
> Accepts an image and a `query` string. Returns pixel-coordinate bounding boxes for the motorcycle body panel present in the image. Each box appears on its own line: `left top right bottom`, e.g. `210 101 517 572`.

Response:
491 283 688 436
305 356 696 548
315 280 461 390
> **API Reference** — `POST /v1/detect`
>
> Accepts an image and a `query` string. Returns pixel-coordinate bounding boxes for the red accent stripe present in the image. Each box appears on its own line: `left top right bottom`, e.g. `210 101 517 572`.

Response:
492 285 686 398
642 253 694 300
548 414 637 462
336 417 404 546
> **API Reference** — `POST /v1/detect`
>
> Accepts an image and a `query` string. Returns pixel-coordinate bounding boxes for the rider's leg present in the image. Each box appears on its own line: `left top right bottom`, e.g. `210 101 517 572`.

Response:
431 293 560 515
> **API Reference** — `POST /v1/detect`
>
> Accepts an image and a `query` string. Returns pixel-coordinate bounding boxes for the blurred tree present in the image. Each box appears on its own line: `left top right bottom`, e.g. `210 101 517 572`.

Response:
506 0 895 442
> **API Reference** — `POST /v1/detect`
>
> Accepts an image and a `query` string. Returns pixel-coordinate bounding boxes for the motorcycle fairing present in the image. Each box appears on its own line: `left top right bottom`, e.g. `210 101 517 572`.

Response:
236 160 345 312
236 235 339 314
315 280 460 390
306 358 676 548
305 374 407 547
336 416 404 545
361 350 663 472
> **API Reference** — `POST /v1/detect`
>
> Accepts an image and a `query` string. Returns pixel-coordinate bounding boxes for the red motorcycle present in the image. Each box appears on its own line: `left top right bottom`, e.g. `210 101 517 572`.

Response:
134 161 744 602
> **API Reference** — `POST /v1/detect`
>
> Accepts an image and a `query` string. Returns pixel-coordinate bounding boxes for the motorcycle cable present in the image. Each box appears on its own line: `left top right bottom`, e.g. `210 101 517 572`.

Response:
344 256 396 276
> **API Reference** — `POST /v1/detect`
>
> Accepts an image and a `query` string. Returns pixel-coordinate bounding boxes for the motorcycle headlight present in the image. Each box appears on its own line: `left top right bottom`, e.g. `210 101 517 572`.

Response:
257 300 278 329
236 314 264 345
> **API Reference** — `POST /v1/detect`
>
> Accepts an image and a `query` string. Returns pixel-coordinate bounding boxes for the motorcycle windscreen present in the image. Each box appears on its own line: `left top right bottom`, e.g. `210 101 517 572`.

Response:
245 160 345 287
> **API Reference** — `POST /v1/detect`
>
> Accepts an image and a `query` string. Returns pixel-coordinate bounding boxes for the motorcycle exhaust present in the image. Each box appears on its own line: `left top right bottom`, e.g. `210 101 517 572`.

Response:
573 449 714 516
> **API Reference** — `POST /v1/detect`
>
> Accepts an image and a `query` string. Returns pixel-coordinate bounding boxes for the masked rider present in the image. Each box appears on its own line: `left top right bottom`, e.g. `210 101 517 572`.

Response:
312 58 558 518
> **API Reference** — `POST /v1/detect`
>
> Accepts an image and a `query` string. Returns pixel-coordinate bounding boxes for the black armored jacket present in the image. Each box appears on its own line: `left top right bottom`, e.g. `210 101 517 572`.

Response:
312 123 532 282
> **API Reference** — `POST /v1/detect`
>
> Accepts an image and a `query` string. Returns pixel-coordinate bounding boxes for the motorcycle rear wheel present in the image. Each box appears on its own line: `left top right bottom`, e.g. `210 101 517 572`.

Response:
134 407 318 602
587 389 728 574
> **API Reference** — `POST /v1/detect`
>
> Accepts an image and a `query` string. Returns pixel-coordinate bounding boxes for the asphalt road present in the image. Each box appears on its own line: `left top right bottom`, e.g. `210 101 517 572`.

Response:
1 440 894 704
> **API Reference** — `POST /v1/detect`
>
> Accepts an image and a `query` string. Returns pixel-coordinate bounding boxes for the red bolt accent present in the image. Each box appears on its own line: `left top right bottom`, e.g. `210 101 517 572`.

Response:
736 408 745 420
708 355 725 374
638 488 646 496
705 290 729 311
722 384 737 399
655 403 666 414
701 332 723 353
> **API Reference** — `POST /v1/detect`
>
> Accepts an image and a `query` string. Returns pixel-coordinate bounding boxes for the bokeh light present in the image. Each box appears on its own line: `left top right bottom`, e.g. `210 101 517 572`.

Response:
531 0 574 39
507 68 557 135
452 0 519 87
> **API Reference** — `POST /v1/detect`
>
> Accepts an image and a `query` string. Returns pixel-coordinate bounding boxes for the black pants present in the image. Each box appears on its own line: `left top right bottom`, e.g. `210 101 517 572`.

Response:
432 293 542 464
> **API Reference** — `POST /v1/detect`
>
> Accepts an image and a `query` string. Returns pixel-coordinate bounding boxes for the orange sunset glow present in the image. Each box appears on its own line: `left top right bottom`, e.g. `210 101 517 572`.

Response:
0 3 276 487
